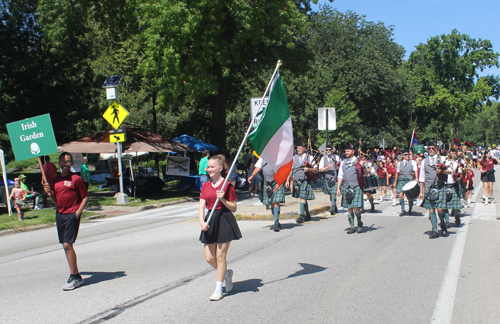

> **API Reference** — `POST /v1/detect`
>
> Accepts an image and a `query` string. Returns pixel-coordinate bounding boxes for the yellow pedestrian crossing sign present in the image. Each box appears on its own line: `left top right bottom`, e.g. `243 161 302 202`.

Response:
110 133 126 143
103 101 129 129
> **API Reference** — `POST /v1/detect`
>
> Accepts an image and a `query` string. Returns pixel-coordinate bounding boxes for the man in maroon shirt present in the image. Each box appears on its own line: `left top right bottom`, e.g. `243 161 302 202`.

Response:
44 152 89 291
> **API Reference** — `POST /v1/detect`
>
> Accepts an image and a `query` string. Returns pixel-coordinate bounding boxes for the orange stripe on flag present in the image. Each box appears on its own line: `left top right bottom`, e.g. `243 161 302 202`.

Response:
273 159 293 190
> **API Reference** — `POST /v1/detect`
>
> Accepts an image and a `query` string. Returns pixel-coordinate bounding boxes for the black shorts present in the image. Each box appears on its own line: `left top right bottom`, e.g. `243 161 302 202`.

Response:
56 212 81 244
84 182 89 190
378 178 387 187
389 178 395 185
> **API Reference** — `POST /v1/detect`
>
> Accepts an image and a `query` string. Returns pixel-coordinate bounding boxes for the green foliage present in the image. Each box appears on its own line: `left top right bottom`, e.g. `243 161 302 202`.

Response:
407 29 500 132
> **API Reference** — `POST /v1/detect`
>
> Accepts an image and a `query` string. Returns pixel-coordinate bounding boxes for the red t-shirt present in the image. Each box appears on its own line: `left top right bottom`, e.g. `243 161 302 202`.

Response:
43 162 57 186
480 159 497 171
387 163 396 177
463 170 474 183
200 180 237 210
51 173 89 214
377 167 387 178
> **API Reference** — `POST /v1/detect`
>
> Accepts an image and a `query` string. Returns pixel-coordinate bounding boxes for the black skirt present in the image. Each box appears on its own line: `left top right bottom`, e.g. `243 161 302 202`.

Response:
200 209 242 244
481 172 495 183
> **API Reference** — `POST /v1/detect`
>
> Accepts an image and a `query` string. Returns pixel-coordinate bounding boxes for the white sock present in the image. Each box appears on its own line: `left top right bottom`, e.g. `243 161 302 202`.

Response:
216 281 223 292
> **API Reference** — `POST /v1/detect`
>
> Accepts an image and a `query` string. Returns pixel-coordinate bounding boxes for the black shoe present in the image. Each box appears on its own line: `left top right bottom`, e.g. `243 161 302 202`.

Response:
399 211 407 217
441 229 448 237
296 216 304 224
347 228 355 234
356 222 363 233
361 209 366 214
370 206 375 213
304 214 312 221
330 207 336 215
429 232 439 239
446 222 451 228
455 216 461 226
274 223 281 232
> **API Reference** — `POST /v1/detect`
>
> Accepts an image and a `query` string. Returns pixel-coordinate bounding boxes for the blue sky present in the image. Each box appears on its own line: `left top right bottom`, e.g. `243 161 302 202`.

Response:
312 0 500 76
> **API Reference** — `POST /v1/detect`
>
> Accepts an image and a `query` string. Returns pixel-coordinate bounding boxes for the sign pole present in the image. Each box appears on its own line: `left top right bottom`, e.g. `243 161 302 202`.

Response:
325 109 329 147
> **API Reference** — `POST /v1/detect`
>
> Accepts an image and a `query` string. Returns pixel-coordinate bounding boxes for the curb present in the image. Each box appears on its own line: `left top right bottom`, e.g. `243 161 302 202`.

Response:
0 223 53 236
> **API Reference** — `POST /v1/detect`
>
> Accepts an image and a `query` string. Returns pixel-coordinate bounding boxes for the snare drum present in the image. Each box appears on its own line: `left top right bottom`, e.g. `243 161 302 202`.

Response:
363 175 379 191
402 180 420 200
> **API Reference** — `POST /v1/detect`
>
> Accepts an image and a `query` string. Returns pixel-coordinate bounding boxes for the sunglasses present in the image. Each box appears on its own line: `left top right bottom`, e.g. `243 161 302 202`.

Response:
429 147 437 150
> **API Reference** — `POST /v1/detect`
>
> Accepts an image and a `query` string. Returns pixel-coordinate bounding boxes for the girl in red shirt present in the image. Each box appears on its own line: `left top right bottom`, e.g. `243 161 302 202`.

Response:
479 151 499 204
377 161 388 201
199 154 242 301
462 166 475 207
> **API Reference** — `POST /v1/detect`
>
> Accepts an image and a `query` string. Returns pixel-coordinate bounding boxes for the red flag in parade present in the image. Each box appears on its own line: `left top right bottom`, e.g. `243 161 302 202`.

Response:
465 140 474 147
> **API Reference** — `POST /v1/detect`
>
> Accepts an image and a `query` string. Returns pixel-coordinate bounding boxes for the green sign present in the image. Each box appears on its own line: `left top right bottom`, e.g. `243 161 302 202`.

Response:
6 114 58 161
412 144 425 154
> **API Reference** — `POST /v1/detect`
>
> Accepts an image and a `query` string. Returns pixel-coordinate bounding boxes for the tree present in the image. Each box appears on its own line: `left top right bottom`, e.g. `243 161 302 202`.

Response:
407 29 499 140
136 0 315 153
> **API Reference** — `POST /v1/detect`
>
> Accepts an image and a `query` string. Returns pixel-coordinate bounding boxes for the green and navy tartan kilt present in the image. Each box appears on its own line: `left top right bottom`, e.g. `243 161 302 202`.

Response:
322 178 337 195
293 180 315 200
262 182 285 205
422 186 447 210
341 185 363 208
445 185 462 210
396 177 412 194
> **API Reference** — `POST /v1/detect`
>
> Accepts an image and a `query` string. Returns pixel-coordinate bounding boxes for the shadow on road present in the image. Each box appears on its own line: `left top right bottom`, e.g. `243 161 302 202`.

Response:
230 263 328 296
80 271 127 286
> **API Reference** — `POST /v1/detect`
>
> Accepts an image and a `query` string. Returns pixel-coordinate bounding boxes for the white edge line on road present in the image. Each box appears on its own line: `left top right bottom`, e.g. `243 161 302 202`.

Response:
430 216 470 324
430 168 490 323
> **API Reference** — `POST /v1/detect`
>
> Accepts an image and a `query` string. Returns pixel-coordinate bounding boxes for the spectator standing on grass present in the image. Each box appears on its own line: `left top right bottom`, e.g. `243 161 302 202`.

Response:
80 157 91 190
9 178 27 221
199 150 210 186
44 152 89 291
18 174 40 210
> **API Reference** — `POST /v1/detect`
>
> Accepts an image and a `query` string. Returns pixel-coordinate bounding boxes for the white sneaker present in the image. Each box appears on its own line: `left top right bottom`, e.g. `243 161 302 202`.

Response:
210 290 224 301
63 276 84 291
224 269 233 292
34 206 41 210
379 197 383 202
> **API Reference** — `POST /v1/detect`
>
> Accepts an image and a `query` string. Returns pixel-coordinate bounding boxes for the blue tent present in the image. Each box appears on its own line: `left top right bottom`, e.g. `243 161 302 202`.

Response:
172 134 219 152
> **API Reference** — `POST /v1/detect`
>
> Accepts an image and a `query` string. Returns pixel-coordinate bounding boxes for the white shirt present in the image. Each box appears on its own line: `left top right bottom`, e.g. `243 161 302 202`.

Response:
418 155 446 183
396 159 418 173
445 160 461 184
319 154 337 170
337 156 357 180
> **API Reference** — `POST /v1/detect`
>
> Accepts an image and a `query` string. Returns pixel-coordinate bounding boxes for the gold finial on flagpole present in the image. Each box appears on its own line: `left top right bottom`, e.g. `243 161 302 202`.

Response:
277 60 282 67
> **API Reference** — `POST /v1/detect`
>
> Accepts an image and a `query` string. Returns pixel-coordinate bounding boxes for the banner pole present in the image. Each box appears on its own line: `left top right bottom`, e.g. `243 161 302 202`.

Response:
409 130 414 151
205 60 282 225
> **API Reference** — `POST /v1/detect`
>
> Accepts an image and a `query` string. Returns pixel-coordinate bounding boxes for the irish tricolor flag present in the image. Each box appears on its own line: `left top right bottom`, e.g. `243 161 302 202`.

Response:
248 71 293 189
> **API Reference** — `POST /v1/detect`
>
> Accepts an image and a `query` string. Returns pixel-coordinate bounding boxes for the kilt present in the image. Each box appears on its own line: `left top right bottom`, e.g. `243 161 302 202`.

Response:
293 180 315 200
396 177 412 194
322 178 337 195
341 185 363 208
446 185 462 210
262 182 285 205
422 186 447 210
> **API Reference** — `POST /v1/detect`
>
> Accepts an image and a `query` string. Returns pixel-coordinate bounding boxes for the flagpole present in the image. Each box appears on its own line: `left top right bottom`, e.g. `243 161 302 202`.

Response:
409 130 415 150
205 60 283 225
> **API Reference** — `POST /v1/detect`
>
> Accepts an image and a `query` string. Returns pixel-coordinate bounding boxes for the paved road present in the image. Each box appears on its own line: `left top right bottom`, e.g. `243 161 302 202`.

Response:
1 172 500 324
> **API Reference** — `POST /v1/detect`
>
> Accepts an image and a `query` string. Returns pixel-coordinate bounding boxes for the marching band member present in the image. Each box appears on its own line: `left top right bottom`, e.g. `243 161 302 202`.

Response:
394 149 417 216
360 156 376 213
248 158 285 232
319 144 339 215
418 141 451 239
377 160 389 201
444 149 462 226
387 156 398 206
336 143 364 234
462 165 475 208
286 141 318 223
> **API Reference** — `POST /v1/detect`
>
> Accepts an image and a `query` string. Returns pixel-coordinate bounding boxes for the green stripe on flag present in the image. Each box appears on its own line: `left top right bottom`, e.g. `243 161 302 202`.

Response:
249 76 290 154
